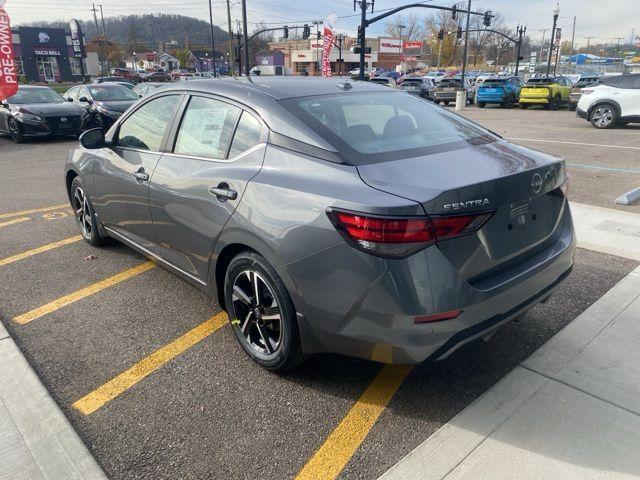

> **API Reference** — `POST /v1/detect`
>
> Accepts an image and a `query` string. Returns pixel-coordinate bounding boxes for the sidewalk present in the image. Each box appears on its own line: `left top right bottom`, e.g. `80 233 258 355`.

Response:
380 204 640 480
0 321 107 480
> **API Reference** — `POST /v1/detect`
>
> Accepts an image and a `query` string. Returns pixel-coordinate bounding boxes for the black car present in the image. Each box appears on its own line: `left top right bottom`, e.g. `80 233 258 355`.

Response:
64 83 140 130
0 86 86 143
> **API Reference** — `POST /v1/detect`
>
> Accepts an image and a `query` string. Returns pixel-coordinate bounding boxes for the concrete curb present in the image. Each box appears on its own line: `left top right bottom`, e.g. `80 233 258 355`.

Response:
380 265 640 480
0 322 108 480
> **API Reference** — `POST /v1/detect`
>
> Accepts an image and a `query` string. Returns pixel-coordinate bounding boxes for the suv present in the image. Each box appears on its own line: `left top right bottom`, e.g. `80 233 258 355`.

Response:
519 75 572 109
432 77 474 106
568 75 600 111
476 76 524 108
576 74 640 129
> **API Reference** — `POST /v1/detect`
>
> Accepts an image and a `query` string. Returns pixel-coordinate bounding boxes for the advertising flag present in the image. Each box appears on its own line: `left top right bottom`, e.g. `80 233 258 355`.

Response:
0 0 18 100
321 12 337 78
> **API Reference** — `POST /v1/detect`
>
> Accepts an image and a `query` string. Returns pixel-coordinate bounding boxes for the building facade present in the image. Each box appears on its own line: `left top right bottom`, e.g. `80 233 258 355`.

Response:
12 27 87 83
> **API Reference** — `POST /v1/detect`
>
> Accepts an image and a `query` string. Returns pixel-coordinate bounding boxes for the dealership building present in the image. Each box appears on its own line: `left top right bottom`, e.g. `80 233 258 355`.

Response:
10 26 90 83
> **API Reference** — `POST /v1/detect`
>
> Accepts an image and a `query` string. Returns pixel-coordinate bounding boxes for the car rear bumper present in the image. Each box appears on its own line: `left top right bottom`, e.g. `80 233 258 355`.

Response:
433 92 459 101
477 94 507 103
576 107 588 119
281 201 576 364
519 97 550 104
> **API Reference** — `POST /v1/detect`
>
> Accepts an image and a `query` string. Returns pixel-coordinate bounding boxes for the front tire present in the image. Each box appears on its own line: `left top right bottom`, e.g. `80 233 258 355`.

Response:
71 177 107 246
478 102 486 108
8 118 24 143
224 252 305 371
519 103 528 109
590 103 618 129
443 101 449 106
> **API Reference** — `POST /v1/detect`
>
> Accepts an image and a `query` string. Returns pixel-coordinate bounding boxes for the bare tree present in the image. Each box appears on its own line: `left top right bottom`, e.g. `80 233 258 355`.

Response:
425 10 461 66
469 12 504 65
385 13 425 40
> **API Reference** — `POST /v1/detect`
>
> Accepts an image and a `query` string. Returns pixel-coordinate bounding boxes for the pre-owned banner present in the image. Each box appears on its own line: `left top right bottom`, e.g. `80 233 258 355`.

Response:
0 1 18 100
322 12 337 77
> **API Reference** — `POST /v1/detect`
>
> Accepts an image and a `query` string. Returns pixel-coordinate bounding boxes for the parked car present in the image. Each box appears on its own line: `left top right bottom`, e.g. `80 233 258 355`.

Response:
568 75 600 111
0 85 87 143
65 77 574 371
93 76 137 85
64 83 140 130
576 73 640 129
110 68 142 82
140 71 172 82
369 76 397 87
432 77 474 105
519 75 572 110
476 76 524 108
132 82 165 97
398 77 435 99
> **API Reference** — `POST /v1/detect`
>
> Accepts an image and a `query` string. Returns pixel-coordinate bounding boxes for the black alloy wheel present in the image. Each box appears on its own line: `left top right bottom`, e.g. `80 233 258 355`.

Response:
8 118 24 143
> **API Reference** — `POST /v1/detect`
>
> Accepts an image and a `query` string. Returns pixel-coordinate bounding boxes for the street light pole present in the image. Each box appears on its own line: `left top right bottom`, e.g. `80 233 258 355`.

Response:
241 0 250 75
514 25 526 76
208 0 217 77
398 24 405 73
546 2 559 75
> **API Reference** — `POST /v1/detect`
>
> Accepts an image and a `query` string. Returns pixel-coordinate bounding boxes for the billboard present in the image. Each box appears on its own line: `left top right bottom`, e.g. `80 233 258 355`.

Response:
378 38 401 53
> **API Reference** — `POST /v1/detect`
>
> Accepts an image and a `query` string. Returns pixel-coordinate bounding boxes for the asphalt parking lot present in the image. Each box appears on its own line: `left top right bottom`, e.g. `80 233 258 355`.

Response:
1 107 639 480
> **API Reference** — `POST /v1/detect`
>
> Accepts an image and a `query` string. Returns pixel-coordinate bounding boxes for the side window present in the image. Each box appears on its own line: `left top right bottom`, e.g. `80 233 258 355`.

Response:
117 95 179 151
174 96 240 159
617 76 635 89
631 76 640 89
229 112 263 158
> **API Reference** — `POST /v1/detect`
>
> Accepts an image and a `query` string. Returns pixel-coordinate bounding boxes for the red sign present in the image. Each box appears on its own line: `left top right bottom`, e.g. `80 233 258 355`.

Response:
0 4 18 100
403 41 422 50
322 12 337 78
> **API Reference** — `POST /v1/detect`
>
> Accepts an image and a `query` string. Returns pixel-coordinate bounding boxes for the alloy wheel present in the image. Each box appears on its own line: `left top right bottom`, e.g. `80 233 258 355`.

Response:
8 119 20 142
591 106 613 128
231 270 282 356
73 186 92 238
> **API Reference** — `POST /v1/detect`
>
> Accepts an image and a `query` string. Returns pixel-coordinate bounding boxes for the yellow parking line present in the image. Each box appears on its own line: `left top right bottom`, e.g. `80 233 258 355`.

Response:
0 235 83 267
13 261 156 325
296 365 413 480
0 203 69 220
73 312 227 415
0 216 30 228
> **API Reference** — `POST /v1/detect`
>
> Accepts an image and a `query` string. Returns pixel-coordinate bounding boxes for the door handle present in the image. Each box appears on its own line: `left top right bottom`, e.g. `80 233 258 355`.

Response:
133 169 149 182
209 182 237 201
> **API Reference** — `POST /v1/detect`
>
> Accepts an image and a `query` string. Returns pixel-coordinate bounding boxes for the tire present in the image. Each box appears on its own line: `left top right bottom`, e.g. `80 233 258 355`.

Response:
443 101 449 106
70 176 108 246
469 95 474 105
519 103 528 109
569 104 577 111
590 103 618 129
8 118 24 143
434 100 441 105
549 95 560 111
224 251 305 371
478 102 486 108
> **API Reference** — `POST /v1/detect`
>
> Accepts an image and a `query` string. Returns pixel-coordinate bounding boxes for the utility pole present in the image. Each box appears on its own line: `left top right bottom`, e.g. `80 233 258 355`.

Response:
459 0 471 85
91 4 105 75
226 0 234 75
584 36 594 57
514 25 526 77
208 0 217 76
569 16 576 64
546 2 559 75
236 28 243 76
241 0 250 75
98 5 110 73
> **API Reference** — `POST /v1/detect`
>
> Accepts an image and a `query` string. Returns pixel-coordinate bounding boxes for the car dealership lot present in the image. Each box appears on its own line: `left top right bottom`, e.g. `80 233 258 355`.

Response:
1 107 639 480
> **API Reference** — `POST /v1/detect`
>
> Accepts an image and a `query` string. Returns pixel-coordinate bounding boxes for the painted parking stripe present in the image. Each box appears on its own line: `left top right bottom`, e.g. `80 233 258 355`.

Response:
73 312 228 415
13 261 156 325
296 365 413 480
0 216 30 228
0 235 83 268
507 137 640 151
0 203 69 220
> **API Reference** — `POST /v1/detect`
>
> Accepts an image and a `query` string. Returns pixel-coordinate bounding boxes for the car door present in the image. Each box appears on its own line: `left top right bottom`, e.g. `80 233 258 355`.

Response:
148 94 266 283
614 75 640 117
92 93 182 251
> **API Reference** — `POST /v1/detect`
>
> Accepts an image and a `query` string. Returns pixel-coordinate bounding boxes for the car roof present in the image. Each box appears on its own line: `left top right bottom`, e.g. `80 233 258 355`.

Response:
158 76 388 101
17 85 53 90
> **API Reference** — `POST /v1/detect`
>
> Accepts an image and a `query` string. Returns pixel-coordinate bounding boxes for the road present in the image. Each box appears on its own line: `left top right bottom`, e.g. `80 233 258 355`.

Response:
0 109 638 480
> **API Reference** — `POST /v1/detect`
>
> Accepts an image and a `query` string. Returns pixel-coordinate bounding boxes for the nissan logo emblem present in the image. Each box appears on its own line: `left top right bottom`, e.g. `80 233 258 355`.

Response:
531 173 543 194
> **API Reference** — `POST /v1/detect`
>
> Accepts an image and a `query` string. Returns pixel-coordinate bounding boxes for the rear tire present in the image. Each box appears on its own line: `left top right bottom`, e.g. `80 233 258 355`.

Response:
71 176 108 246
549 95 560 111
569 104 577 111
443 101 449 106
519 103 528 109
224 252 305 372
478 102 486 108
434 100 441 105
590 103 618 129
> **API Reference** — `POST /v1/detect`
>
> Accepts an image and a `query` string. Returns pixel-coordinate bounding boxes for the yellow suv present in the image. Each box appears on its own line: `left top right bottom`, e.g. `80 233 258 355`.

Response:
519 75 572 110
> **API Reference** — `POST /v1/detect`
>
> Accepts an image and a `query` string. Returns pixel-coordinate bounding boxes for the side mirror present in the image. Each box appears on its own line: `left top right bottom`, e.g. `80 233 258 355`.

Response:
67 97 74 102
80 128 106 149
78 96 93 104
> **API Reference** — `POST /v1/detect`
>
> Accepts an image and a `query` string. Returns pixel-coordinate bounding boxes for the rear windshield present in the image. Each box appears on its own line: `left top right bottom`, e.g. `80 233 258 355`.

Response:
280 91 492 163
401 79 421 85
482 79 506 86
370 78 389 84
526 78 556 85
438 79 461 87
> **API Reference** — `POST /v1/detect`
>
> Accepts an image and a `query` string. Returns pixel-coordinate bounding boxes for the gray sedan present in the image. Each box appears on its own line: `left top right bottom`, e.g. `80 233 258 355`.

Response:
65 77 574 371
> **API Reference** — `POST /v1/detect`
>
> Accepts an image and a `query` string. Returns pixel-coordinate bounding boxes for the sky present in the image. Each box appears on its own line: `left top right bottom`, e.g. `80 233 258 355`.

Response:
3 0 638 47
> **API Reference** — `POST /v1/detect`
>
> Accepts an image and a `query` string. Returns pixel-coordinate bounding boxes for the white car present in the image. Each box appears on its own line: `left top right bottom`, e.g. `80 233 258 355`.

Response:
577 73 640 129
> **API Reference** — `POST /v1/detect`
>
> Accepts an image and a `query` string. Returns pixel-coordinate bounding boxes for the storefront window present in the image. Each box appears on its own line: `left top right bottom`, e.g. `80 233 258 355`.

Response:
36 56 60 81
14 57 25 76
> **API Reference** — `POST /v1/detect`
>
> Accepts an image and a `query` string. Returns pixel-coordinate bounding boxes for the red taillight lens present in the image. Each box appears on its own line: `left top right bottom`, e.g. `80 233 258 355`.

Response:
414 309 462 324
329 210 492 258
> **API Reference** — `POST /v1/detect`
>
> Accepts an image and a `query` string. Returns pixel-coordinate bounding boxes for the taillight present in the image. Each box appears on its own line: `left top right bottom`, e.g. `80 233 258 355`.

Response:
328 209 492 258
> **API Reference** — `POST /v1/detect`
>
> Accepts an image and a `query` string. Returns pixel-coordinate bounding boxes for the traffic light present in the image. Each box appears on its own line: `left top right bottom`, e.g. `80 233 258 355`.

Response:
451 4 457 19
437 29 444 40
456 26 462 39
302 24 310 39
283 25 288 39
483 11 491 26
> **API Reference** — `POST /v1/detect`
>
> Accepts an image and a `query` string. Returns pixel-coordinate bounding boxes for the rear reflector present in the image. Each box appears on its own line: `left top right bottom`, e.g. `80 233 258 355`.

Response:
414 309 462 324
328 209 492 258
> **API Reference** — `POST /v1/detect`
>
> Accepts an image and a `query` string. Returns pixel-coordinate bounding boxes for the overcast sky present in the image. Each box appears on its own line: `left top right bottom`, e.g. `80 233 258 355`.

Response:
5 0 637 46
